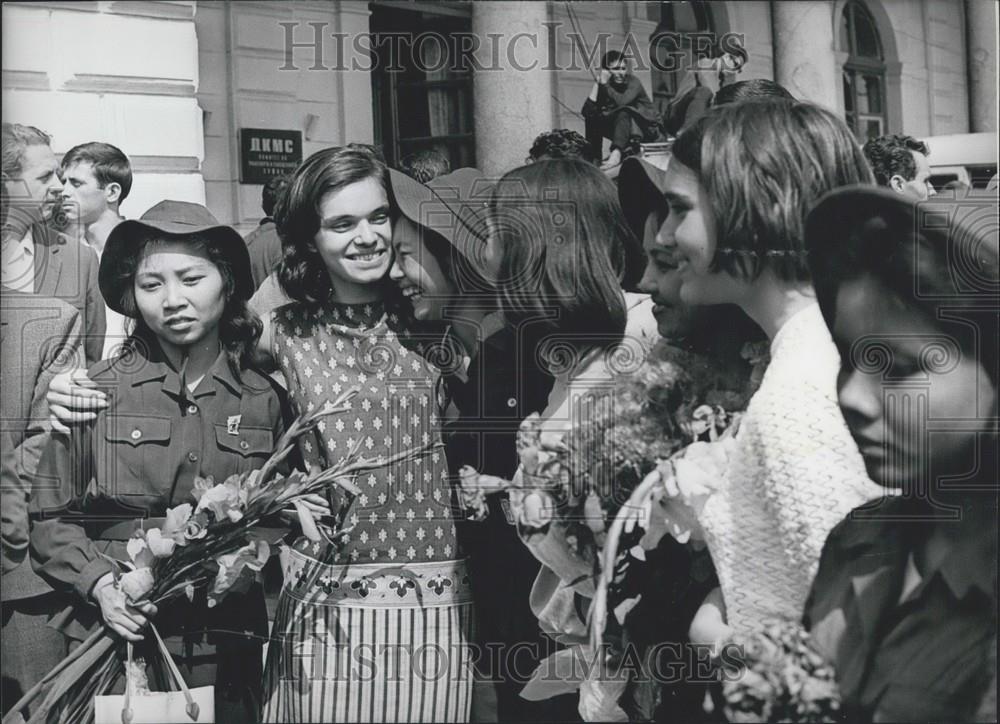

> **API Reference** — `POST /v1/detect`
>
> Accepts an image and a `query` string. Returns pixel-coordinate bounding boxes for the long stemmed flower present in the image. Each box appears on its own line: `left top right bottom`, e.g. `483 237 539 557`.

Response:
3 387 440 724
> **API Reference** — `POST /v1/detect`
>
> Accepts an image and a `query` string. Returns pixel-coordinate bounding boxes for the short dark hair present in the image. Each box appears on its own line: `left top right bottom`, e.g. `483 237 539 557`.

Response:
61 142 133 202
117 234 262 374
862 134 930 186
672 100 874 283
601 50 626 69
528 129 596 164
2 123 51 179
276 144 390 308
397 149 451 184
261 174 290 217
712 78 793 106
808 197 998 387
490 159 628 347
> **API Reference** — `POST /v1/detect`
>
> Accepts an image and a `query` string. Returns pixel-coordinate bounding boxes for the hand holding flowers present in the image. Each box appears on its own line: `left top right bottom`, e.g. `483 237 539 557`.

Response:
91 573 157 642
4 388 441 724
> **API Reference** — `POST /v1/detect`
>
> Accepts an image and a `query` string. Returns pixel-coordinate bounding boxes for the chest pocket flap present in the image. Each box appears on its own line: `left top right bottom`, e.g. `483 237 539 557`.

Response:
215 425 273 458
106 415 172 446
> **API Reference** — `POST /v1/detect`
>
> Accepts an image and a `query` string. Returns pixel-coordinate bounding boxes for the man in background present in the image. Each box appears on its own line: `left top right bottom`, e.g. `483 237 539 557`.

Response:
245 174 289 290
1 123 105 364
60 142 131 359
863 134 937 200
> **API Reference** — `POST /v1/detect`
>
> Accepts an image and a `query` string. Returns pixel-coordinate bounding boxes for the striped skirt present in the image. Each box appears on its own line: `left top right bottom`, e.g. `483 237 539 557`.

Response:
262 550 475 723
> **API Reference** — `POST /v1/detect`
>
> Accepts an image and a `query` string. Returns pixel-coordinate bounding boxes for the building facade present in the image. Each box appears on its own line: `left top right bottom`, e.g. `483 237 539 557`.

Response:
3 0 996 231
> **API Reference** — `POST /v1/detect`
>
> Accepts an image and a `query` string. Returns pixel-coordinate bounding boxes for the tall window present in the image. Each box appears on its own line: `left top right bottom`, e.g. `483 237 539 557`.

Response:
370 2 475 169
841 0 887 140
649 1 716 117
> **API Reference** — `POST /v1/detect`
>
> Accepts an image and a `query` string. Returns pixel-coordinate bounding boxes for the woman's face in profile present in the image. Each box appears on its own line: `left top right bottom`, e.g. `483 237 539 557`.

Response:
659 161 740 308
832 274 997 489
637 204 692 339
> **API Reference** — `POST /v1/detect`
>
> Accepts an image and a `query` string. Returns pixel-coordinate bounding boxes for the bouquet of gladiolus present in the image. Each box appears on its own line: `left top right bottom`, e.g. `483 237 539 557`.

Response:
709 619 840 723
3 387 439 724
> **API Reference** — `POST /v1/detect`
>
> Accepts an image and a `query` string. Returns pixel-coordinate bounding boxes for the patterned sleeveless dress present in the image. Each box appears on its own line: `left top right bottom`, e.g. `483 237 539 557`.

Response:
262 300 474 723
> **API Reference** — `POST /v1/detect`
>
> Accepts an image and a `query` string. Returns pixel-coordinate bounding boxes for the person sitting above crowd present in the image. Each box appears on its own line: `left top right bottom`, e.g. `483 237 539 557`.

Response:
526 128 596 164
663 42 749 136
582 50 661 170
863 133 937 200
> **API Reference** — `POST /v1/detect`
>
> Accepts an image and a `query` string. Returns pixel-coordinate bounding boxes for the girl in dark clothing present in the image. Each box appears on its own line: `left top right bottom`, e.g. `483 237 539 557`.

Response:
804 186 998 722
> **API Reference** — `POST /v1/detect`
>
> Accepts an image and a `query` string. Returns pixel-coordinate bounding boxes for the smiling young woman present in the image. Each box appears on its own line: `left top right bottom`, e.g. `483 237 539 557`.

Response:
260 145 474 723
658 101 885 645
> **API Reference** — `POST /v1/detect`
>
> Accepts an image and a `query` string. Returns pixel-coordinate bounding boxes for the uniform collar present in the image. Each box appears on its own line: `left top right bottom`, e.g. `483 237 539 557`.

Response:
131 339 242 398
934 517 997 600
835 497 997 601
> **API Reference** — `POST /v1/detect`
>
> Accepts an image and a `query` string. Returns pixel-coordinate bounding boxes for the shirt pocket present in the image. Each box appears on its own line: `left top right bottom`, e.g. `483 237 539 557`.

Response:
103 414 172 498
214 425 274 475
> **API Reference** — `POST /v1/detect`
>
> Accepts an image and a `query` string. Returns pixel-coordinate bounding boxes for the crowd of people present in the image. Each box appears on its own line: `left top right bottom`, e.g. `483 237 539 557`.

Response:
1 65 997 724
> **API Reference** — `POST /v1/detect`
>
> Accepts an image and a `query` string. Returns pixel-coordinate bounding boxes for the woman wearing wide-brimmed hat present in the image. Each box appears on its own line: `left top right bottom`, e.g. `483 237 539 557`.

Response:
386 166 588 722
27 200 289 722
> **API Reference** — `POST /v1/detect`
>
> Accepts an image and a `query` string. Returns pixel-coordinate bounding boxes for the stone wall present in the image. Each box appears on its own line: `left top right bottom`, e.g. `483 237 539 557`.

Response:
2 1 205 218
197 0 371 231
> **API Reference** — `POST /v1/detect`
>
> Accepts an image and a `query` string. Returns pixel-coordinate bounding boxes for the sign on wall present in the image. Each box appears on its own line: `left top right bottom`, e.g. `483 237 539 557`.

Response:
238 128 302 184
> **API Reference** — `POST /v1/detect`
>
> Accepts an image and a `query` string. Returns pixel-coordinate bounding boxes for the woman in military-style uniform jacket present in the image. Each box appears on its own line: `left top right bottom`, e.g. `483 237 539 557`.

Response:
29 201 290 723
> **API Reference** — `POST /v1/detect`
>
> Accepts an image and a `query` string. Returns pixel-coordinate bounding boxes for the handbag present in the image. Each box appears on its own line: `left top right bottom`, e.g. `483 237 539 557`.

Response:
94 624 214 724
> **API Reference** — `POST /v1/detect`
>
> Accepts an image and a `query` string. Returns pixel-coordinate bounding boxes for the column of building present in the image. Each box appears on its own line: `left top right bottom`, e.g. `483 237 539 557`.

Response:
770 0 839 111
470 1 555 176
965 0 998 133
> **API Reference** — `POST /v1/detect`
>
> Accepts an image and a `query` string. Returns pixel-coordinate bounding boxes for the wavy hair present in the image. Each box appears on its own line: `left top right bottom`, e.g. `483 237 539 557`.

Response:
673 99 874 282
862 134 930 186
275 144 393 308
115 234 262 375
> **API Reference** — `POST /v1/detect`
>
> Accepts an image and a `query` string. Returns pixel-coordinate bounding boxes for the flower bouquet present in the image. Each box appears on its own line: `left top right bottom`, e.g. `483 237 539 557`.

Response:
3 388 438 724
463 341 752 564
711 619 841 723
459 340 757 720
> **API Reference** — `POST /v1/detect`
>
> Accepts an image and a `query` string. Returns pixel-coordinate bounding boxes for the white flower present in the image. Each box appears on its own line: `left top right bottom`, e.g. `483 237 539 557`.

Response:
145 528 176 558
119 567 155 602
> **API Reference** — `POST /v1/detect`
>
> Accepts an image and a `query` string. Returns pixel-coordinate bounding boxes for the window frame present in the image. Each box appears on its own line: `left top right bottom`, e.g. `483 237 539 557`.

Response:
370 1 476 169
841 0 888 141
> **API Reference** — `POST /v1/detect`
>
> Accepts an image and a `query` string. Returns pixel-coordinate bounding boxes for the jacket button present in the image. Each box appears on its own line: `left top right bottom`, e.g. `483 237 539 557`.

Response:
239 440 249 451
507 398 517 408
130 429 142 440
187 404 198 414
188 452 198 463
